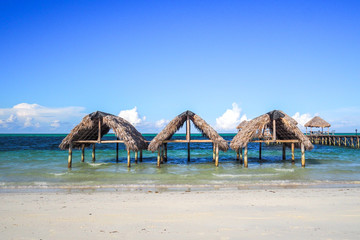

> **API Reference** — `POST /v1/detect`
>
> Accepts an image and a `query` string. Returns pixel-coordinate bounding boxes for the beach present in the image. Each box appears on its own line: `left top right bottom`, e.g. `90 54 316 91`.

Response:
1 187 360 239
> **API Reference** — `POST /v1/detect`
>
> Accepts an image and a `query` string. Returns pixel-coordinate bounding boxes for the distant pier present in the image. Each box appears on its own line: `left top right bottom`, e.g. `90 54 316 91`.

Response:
308 134 360 148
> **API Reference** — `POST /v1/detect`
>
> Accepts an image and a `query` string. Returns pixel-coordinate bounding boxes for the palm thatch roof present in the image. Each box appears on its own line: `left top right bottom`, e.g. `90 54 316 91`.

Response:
304 116 331 128
236 120 248 130
230 110 313 151
59 111 148 151
148 110 229 152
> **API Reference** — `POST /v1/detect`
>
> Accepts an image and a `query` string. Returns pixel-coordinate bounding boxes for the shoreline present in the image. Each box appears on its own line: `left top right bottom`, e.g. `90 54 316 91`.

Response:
1 180 360 193
1 187 359 239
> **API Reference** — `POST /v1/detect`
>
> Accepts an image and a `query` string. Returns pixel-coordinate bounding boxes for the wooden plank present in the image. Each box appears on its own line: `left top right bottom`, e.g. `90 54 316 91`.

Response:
251 140 299 143
74 140 126 144
163 139 213 143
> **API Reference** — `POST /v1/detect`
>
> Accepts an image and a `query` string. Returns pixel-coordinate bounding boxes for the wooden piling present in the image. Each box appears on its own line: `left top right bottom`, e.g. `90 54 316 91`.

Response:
272 119 276 140
259 142 262 160
212 143 215 161
81 144 85 162
236 148 240 161
68 144 73 168
357 137 360 148
160 144 164 164
215 144 219 167
244 145 248 168
282 144 286 160
135 151 138 164
127 149 131 168
164 143 167 162
291 143 295 163
116 143 119 163
157 148 161 167
301 143 305 167
98 118 102 143
186 116 190 162
140 150 143 162
351 137 354 148
92 144 95 162
240 148 243 163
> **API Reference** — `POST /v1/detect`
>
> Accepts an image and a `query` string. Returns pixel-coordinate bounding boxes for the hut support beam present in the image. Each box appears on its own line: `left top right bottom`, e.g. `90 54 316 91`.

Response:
259 143 262 160
160 144 164 164
135 151 138 164
215 144 219 167
236 148 240 161
282 144 286 160
97 118 102 142
68 144 72 168
81 144 85 162
291 143 295 163
240 148 243 163
272 119 276 140
157 148 161 167
164 143 167 162
301 143 305 167
127 149 131 168
186 116 191 162
244 145 248 168
92 144 95 162
140 150 143 162
116 143 119 163
212 143 215 161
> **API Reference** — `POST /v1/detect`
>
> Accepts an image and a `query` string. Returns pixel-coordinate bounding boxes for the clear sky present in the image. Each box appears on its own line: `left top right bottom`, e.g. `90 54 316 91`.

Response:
1 0 359 133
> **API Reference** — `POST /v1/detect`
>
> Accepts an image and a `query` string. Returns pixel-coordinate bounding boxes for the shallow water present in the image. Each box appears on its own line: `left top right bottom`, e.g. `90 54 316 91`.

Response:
0 134 360 190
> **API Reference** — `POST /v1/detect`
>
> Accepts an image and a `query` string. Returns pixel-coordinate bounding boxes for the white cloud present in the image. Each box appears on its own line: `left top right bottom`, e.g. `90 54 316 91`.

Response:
0 103 85 132
155 119 169 128
292 112 315 130
215 103 247 131
118 107 146 126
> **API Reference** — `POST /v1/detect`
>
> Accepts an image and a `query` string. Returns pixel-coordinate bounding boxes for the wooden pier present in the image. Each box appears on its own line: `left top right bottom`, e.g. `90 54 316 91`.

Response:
308 135 360 148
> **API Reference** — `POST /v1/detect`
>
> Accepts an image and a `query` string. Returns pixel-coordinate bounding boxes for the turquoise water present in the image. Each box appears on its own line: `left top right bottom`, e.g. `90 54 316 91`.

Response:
0 134 360 190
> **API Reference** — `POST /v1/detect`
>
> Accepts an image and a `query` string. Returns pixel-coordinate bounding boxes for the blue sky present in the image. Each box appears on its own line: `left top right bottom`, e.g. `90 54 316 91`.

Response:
0 0 359 133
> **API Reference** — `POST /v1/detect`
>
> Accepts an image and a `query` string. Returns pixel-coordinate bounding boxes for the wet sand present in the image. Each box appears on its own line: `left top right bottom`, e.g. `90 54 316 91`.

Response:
1 187 360 239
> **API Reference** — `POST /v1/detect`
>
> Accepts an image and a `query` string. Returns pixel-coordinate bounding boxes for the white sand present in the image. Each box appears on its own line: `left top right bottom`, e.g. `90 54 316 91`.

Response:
1 187 360 239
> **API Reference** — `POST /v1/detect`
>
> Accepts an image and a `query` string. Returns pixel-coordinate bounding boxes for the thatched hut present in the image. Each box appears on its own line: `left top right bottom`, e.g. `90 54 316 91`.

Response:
230 110 313 167
236 120 248 131
148 110 228 167
304 116 331 135
60 111 148 168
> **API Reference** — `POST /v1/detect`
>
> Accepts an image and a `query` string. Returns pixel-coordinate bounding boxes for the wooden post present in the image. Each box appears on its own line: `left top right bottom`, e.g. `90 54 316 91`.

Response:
301 143 305 167
357 137 360 148
160 144 164 164
92 144 95 162
157 148 161 167
291 143 295 163
98 118 102 143
236 148 240 161
259 142 262 160
81 144 85 162
116 142 119 163
244 145 248 168
282 144 286 160
68 144 73 168
140 150 143 162
344 137 347 147
215 144 219 167
186 116 190 162
240 148 243 163
272 119 276 140
351 137 354 148
135 151 138 164
212 143 215 162
338 137 341 147
164 143 167 162
127 149 131 167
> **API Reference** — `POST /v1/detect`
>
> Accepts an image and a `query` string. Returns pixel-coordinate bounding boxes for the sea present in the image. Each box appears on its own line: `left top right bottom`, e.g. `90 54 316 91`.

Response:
1 133 360 192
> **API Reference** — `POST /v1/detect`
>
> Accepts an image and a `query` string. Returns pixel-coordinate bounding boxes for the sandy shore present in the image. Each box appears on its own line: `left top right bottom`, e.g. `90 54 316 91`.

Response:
1 187 359 239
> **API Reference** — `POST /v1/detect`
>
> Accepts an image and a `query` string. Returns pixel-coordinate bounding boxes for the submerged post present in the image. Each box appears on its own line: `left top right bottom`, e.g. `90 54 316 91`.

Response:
135 151 138 164
215 144 219 167
140 150 143 162
92 144 96 162
244 145 248 168
116 142 119 163
301 143 305 167
236 148 240 161
81 144 85 162
164 143 167 162
259 143 262 160
282 144 286 160
127 149 131 168
157 148 161 167
212 143 215 161
160 144 164 164
68 144 73 168
186 115 191 162
240 148 243 164
291 143 295 163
